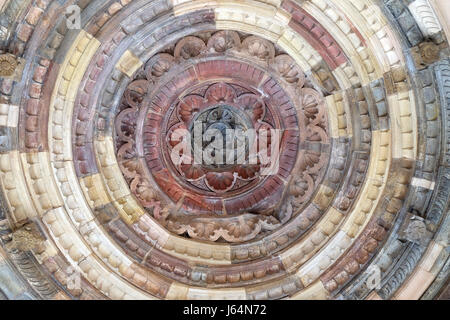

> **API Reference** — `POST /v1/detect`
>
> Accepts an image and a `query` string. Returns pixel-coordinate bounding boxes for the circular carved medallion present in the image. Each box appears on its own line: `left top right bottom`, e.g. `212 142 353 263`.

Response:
114 31 329 242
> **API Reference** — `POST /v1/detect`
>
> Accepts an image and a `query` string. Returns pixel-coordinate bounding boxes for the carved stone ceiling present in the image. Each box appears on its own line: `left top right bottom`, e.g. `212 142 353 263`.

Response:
0 0 448 300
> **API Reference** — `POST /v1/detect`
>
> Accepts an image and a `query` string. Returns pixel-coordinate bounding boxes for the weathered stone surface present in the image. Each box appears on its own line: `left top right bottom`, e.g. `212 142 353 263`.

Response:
0 0 447 300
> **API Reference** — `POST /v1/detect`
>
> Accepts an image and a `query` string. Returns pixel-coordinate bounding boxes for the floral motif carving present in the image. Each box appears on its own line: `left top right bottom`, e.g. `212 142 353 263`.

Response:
242 36 276 60
145 53 174 78
165 213 280 243
0 54 17 77
207 30 241 53
167 82 273 194
114 31 329 243
274 54 305 85
174 36 206 60
115 79 163 217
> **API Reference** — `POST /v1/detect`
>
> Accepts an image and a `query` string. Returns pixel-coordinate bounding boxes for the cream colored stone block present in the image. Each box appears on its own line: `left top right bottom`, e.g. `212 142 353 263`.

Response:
214 1 289 43
20 152 63 215
326 94 342 139
163 235 231 265
0 0 8 12
290 281 329 300
360 46 383 81
279 207 345 272
43 207 91 261
171 0 282 8
312 184 334 210
429 0 450 42
411 177 435 190
94 137 147 225
187 287 246 300
80 220 134 271
0 103 19 127
278 28 320 72
341 130 390 238
62 160 94 225
113 194 145 225
332 66 355 90
349 54 370 86
280 228 327 272
359 0 387 31
388 90 417 160
305 0 382 82
132 214 170 247
375 26 403 68
33 240 58 264
81 256 150 300
420 241 444 272
172 0 214 16
296 230 351 287
49 30 100 162
80 174 112 208
259 0 282 6
43 207 150 299
166 283 189 300
65 34 100 103
50 161 89 226
393 267 435 300
116 50 143 78
334 1 376 38
368 34 393 73
319 208 345 235
94 137 131 200
0 151 37 222
173 0 287 24
326 92 351 138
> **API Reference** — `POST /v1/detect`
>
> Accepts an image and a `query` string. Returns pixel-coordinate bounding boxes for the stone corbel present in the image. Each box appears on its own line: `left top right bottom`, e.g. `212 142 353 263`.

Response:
3 221 46 253
0 53 24 81
398 212 434 246
410 41 444 70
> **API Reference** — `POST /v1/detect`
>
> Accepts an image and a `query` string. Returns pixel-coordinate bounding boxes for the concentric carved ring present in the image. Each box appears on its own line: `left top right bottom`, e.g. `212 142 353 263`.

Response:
113 32 330 243
0 0 448 301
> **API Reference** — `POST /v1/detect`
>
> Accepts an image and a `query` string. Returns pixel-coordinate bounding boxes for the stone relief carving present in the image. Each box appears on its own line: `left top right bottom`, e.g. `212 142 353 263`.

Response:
398 214 433 246
4 222 45 253
0 0 448 301
114 31 329 242
0 54 17 77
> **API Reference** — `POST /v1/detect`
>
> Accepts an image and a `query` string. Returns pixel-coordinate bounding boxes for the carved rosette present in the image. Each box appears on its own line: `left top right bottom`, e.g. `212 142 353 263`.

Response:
167 82 272 194
0 54 17 77
114 31 329 243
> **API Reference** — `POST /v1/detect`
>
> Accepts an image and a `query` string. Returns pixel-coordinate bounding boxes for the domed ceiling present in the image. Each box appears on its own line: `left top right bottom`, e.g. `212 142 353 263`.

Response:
0 0 448 300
